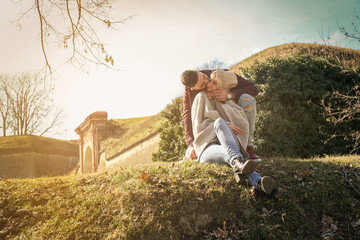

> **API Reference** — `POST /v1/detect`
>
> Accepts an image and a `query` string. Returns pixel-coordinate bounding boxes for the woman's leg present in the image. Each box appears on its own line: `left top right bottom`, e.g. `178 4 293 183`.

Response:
213 118 255 174
213 118 242 164
199 138 275 195
199 143 231 166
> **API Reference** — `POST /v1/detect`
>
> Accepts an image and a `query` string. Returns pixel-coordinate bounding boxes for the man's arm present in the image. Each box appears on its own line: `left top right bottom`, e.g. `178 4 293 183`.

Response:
183 87 194 146
230 75 259 100
214 73 258 102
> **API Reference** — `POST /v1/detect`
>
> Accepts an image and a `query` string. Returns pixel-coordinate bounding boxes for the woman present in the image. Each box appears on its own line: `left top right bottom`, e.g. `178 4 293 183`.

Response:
190 69 278 196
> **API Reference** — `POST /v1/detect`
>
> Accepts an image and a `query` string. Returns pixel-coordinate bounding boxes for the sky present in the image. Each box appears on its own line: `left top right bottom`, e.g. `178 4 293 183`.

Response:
0 0 359 140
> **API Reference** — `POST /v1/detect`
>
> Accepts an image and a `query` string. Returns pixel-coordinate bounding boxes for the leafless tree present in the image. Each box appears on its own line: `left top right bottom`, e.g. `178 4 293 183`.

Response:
338 9 360 44
196 58 229 70
12 0 133 75
321 8 360 153
0 74 12 136
322 84 360 153
317 26 332 45
2 72 64 136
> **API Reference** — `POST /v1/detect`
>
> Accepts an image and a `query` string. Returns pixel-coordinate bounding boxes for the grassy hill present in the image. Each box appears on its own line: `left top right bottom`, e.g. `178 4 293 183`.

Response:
101 114 163 159
230 43 360 74
2 43 360 239
0 135 78 157
0 155 359 239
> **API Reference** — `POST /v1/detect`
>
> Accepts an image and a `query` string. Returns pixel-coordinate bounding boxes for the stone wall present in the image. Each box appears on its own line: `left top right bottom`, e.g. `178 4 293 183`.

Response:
101 133 160 170
0 153 79 179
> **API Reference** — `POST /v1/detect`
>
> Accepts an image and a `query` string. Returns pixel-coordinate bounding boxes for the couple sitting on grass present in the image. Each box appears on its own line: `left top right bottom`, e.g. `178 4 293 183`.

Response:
181 68 282 198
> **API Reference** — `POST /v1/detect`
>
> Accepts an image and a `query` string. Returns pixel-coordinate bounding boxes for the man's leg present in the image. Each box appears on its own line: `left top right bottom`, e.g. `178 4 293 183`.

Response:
199 136 277 196
235 171 276 195
198 143 260 187
237 94 261 161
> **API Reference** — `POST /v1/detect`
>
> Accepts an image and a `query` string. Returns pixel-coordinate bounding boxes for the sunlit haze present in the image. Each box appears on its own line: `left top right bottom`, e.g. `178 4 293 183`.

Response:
0 0 359 140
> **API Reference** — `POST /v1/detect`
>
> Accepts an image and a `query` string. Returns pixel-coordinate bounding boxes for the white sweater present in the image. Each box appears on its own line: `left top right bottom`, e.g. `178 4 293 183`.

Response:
191 92 249 158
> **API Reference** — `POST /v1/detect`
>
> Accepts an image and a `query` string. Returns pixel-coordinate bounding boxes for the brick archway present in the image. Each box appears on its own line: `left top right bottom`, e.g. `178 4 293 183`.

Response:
75 111 107 174
83 145 93 173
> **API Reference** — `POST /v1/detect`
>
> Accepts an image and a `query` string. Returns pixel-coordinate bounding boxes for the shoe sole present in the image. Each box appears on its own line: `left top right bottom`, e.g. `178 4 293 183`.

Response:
250 158 262 163
238 160 255 175
261 176 275 195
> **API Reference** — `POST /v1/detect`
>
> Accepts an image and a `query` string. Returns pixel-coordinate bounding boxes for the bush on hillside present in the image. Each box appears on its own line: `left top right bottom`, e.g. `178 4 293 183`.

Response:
242 55 360 157
152 97 187 162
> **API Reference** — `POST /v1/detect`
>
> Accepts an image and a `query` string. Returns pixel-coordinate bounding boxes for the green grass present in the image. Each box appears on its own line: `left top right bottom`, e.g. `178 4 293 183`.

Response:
1 155 359 239
230 43 360 74
101 114 163 158
0 135 78 157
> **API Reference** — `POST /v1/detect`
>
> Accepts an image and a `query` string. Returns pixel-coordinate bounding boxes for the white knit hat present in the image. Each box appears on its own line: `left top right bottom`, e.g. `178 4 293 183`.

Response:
216 69 237 89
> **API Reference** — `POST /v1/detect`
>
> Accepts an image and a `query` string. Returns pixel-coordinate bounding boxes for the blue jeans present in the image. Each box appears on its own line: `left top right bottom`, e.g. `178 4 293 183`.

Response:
238 94 257 147
198 118 261 188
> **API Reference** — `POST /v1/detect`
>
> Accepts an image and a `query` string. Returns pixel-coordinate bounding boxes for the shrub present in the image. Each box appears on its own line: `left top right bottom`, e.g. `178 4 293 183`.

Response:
242 55 360 157
152 97 187 162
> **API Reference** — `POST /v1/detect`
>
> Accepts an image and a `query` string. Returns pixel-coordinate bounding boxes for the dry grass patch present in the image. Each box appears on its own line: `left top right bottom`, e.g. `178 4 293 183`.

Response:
1 155 359 239
230 43 360 74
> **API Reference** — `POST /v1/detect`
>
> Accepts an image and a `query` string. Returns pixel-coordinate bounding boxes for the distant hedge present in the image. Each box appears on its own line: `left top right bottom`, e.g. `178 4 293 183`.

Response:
242 55 360 157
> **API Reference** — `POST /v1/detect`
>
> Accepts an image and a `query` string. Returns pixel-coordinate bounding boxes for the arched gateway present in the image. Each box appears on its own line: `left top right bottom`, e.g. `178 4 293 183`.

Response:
75 111 108 174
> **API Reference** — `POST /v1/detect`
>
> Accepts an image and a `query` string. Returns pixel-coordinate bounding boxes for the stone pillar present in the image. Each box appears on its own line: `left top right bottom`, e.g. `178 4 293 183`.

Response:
75 111 108 174
79 135 84 173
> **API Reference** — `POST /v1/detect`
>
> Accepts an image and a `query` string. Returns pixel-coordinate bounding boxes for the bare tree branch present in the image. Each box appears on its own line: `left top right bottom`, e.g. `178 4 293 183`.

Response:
12 0 134 75
36 0 52 74
338 9 360 44
319 8 360 153
196 58 230 70
343 165 360 197
40 107 64 136
0 74 12 136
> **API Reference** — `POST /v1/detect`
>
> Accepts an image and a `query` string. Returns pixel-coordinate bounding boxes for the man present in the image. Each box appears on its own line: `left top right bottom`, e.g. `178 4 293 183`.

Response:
181 69 261 161
186 71 283 198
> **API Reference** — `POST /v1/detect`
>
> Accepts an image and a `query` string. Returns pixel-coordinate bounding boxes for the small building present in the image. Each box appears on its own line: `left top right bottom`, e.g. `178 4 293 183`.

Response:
75 111 160 174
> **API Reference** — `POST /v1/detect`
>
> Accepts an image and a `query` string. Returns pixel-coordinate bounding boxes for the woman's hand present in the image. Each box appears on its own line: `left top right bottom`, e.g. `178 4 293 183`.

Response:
190 148 198 159
228 122 242 135
207 91 215 99
214 88 228 102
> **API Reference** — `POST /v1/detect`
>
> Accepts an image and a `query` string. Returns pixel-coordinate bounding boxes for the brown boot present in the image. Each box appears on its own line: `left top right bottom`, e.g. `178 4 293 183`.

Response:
246 146 261 162
234 172 249 186
231 157 255 175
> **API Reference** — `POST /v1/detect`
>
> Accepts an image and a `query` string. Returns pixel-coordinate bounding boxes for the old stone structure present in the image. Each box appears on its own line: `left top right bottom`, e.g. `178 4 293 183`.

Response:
75 111 108 174
75 111 159 174
100 132 160 171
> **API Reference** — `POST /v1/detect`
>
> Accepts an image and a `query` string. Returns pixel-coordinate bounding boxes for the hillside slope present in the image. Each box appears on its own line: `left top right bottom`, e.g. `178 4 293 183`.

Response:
0 135 78 157
101 114 163 159
230 43 360 74
1 155 359 239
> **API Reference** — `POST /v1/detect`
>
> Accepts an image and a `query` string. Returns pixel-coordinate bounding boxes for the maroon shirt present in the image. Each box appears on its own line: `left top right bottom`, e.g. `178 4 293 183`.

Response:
182 69 259 146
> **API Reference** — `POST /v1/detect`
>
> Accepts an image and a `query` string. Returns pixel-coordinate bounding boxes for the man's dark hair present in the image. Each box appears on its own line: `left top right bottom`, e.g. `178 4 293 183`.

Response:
181 70 198 88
